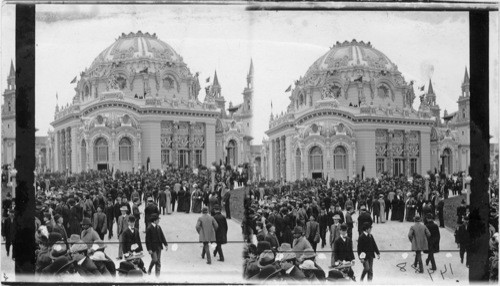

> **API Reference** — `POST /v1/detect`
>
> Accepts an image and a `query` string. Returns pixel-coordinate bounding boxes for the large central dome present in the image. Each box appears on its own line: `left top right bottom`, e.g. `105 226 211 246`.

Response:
305 40 397 78
89 31 183 71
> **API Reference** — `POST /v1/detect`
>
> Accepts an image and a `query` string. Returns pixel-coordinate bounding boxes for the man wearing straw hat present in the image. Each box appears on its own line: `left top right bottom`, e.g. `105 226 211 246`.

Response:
116 206 129 260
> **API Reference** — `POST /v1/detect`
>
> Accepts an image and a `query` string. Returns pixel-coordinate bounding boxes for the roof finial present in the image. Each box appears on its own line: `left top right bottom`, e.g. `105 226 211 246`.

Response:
9 59 15 77
427 78 434 95
463 66 470 84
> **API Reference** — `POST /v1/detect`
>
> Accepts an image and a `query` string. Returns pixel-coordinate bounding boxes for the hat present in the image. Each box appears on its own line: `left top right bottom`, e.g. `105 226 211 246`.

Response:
257 250 275 268
120 206 128 211
116 261 136 273
292 226 303 235
202 206 209 214
68 234 80 244
53 214 61 222
250 264 280 281
340 223 348 231
48 232 63 247
69 240 88 253
49 241 68 259
414 215 422 222
90 240 107 252
42 256 71 275
299 259 317 270
327 269 345 280
256 241 271 255
89 251 108 261
150 213 159 222
379 194 384 198
333 214 341 220
464 215 470 221
278 243 292 252
80 217 92 226
362 222 372 231
426 213 434 220
147 197 153 202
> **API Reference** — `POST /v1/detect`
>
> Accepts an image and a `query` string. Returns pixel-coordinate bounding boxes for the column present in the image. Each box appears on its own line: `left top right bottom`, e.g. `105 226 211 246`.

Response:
268 141 274 180
281 136 286 181
189 121 195 168
356 130 376 178
141 121 161 170
110 131 116 171
206 123 216 167
404 130 410 177
420 131 431 175
55 131 59 172
172 121 179 168
387 129 394 176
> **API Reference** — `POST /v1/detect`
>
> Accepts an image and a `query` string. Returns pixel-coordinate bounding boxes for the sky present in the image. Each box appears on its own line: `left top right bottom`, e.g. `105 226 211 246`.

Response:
0 5 498 144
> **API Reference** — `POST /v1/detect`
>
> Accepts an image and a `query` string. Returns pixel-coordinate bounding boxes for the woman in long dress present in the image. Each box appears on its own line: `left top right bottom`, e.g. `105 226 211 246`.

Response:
166 187 172 214
379 195 386 223
191 186 203 213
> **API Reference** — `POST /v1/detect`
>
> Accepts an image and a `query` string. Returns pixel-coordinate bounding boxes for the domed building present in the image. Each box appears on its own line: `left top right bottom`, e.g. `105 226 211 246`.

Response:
261 39 453 181
46 31 254 173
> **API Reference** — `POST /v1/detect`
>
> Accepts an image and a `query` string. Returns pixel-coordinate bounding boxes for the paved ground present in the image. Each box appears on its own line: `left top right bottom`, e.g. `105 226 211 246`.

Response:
314 211 467 284
1 202 468 284
1 203 247 283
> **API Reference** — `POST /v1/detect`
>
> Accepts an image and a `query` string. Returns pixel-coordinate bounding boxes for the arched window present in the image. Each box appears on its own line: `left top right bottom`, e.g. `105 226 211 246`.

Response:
94 138 108 162
309 146 323 171
227 140 237 166
377 85 390 98
442 148 452 174
116 75 127 90
119 137 132 161
333 146 347 170
462 108 466 119
8 101 11 112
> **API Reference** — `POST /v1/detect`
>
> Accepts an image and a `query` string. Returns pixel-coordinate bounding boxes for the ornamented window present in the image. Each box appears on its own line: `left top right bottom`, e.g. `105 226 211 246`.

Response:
333 146 347 170
442 148 452 174
393 158 405 177
227 140 237 166
94 137 108 162
119 137 132 161
375 129 388 175
309 146 323 171
161 149 170 166
116 75 127 90
410 158 418 176
377 84 390 98
163 76 175 90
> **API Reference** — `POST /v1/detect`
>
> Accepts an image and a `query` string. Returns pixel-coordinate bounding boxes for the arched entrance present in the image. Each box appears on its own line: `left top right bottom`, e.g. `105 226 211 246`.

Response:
226 139 237 167
81 140 87 171
94 137 109 170
119 137 133 172
309 146 323 179
333 145 348 181
442 148 452 175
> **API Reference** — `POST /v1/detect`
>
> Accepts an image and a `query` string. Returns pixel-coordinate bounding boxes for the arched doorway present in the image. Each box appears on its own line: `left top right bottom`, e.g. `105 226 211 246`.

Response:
119 137 133 172
226 139 237 167
442 148 452 175
94 137 109 170
309 146 323 179
333 145 348 181
81 140 87 171
295 148 302 180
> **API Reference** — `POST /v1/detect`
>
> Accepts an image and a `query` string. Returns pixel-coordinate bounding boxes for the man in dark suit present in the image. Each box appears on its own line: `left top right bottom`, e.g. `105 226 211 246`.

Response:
455 215 471 267
332 224 355 280
2 208 15 258
212 206 228 262
371 197 381 223
145 214 168 276
424 214 440 271
357 222 380 282
144 197 159 231
357 206 373 236
437 195 445 228
92 206 107 240
122 216 143 254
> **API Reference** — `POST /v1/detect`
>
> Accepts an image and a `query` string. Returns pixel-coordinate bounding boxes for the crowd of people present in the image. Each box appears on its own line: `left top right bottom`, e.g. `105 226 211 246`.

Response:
1 163 248 277
241 172 496 282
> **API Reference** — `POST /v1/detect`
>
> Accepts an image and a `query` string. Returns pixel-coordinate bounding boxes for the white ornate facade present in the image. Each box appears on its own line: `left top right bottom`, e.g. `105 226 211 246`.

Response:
262 40 446 181
47 32 254 172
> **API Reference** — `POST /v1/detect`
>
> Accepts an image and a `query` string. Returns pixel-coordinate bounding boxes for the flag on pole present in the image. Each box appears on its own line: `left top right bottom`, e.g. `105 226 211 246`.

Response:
70 76 77 84
419 85 425 91
354 75 363 83
56 93 58 101
206 77 210 83
285 85 291 92
139 67 148 74
271 101 273 109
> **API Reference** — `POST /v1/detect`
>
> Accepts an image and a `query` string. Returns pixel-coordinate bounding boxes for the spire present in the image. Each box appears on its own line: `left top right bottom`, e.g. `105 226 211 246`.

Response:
427 79 434 95
246 59 254 89
9 59 15 77
463 67 470 84
213 70 220 87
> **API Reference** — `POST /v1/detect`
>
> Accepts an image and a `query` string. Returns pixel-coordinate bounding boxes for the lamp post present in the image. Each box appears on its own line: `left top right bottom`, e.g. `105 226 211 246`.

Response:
465 175 472 205
424 174 430 200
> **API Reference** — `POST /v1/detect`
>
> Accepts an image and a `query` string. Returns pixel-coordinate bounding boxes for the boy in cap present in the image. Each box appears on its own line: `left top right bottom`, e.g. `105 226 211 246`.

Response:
332 223 355 280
